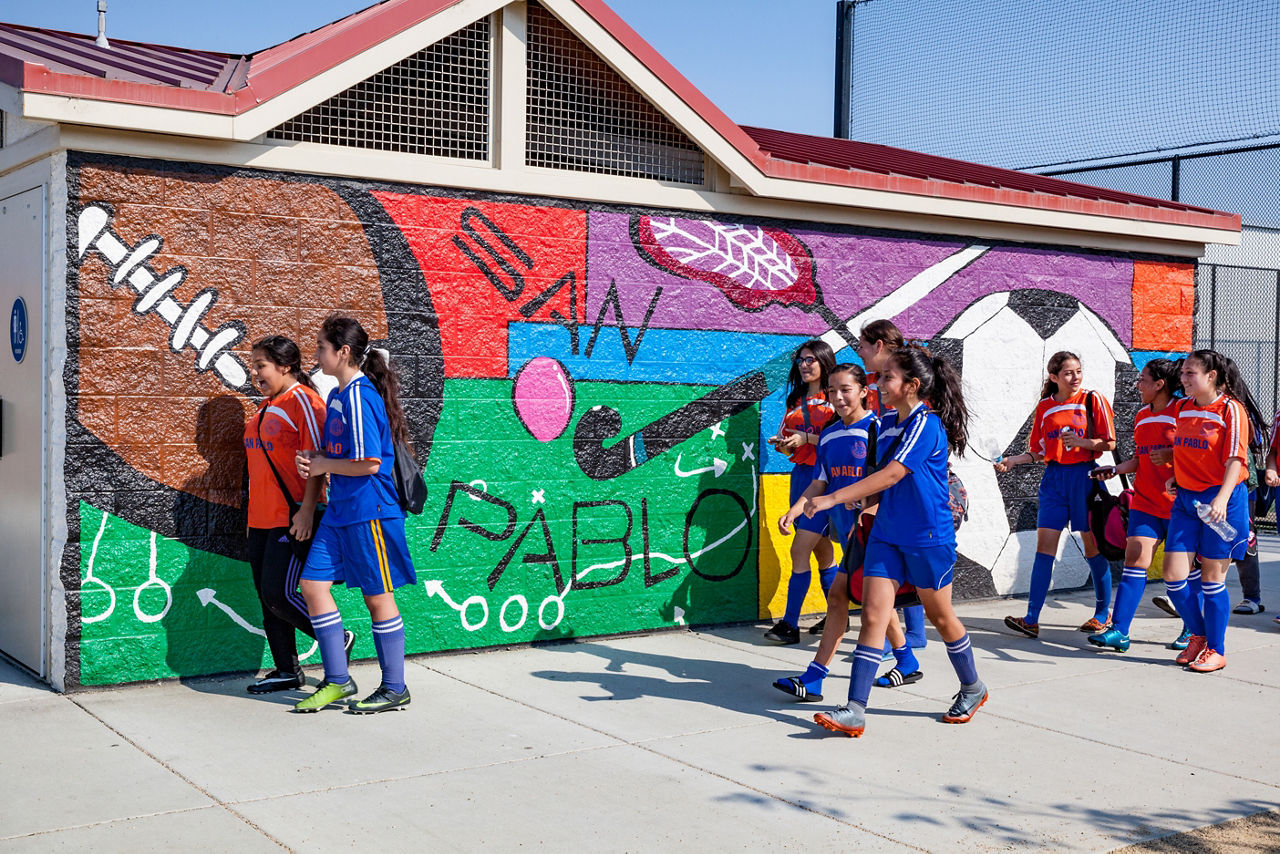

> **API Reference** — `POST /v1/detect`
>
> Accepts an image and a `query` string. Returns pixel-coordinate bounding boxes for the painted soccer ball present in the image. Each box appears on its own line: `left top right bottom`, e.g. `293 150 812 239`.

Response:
930 289 1137 597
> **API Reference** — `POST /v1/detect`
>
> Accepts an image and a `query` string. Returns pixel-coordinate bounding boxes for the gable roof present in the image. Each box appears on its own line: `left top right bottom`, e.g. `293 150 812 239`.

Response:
0 0 1241 238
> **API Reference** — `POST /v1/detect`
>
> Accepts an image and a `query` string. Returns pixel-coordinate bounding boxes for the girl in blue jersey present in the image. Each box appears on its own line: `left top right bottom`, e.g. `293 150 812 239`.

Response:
803 346 986 737
764 339 837 644
293 315 417 713
773 364 922 701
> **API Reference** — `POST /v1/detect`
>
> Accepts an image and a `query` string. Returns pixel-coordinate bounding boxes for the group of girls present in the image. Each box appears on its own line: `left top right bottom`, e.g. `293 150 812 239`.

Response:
771 323 987 737
997 348 1269 672
243 314 418 714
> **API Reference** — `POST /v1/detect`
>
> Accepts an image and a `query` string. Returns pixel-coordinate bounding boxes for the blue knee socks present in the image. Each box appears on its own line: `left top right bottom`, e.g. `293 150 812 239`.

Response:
310 610 350 684
798 661 828 695
783 570 810 629
892 644 919 675
818 564 838 596
848 644 881 707
1087 553 1112 621
1026 552 1055 623
1201 581 1229 653
371 615 406 693
903 604 927 648
1165 578 1205 636
1110 567 1146 635
945 633 979 686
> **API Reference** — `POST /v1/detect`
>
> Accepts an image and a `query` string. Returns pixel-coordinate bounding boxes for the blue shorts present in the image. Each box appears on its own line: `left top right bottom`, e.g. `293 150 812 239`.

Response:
826 503 856 548
862 537 956 591
1037 461 1094 532
1166 483 1249 561
302 516 417 595
1126 508 1169 542
790 464 831 536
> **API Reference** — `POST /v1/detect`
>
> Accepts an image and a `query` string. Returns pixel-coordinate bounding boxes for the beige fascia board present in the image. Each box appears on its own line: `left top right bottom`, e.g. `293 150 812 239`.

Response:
22 91 235 138
56 126 1214 257
0 122 61 178
230 0 509 141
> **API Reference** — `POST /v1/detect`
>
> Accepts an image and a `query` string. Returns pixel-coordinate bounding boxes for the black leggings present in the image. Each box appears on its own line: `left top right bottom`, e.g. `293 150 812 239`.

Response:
246 527 315 672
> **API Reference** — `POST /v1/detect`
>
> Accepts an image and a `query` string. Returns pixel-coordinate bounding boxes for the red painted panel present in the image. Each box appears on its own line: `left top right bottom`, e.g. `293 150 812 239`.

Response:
374 192 586 379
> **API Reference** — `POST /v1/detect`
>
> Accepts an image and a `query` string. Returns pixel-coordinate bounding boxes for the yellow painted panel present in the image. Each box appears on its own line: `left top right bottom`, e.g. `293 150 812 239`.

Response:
757 474 842 621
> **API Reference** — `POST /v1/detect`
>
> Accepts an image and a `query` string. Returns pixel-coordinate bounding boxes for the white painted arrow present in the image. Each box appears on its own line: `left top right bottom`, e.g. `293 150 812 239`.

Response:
673 453 727 478
197 588 266 637
423 580 464 613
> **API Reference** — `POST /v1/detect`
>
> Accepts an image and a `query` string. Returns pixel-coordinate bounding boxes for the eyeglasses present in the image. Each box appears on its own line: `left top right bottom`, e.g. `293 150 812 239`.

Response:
794 356 817 367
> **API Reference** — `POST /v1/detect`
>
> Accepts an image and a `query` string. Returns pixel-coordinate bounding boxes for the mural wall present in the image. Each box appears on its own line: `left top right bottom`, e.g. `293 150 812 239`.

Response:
62 154 1195 686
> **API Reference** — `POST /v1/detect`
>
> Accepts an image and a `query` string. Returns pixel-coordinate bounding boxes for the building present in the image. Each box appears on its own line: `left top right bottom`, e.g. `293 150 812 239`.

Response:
0 0 1238 688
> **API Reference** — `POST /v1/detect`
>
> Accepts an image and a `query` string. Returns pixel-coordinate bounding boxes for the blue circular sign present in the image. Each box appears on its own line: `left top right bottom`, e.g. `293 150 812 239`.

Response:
10 297 27 364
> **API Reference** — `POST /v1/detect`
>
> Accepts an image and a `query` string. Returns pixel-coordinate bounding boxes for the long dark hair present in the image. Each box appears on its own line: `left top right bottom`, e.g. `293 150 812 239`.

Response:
1040 350 1081 399
1187 349 1269 448
1143 357 1183 402
785 338 836 409
889 345 968 456
252 335 317 392
319 314 410 448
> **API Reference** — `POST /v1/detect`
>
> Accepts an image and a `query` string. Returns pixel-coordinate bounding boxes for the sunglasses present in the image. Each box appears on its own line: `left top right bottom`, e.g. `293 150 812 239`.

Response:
794 356 818 367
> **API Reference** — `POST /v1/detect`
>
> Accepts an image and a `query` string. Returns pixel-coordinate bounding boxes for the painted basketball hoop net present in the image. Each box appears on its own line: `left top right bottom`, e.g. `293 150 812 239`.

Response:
77 204 249 391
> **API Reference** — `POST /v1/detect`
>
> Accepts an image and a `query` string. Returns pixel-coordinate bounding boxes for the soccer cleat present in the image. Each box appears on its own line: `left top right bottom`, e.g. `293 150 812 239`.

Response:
343 630 356 662
763 620 800 645
1087 628 1130 653
247 669 304 694
1003 615 1040 638
293 678 358 712
813 704 866 737
1152 595 1180 618
1078 617 1108 633
1168 627 1193 650
349 684 412 714
942 682 989 723
1187 648 1226 673
1174 634 1207 666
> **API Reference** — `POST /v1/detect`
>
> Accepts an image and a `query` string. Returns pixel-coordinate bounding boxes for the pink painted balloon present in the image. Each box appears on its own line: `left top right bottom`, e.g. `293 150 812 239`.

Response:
512 357 575 443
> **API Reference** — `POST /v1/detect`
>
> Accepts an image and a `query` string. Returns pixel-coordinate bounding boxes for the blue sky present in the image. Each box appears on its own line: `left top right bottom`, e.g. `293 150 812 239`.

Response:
0 0 839 136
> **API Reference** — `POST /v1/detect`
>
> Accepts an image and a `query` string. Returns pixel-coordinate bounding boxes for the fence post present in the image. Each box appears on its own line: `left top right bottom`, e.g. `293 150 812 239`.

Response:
1209 265 1217 350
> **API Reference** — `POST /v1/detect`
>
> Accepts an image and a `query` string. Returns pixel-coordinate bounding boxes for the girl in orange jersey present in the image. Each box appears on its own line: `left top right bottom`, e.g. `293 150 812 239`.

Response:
998 351 1117 638
1087 358 1181 652
1162 350 1268 672
242 336 329 694
764 339 836 644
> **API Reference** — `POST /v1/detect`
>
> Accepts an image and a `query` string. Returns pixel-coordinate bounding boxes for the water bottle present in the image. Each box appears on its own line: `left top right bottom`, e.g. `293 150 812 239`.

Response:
979 436 1003 464
1194 500 1237 542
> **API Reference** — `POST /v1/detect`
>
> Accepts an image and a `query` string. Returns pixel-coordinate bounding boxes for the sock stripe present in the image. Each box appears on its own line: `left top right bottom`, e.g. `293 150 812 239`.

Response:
1189 570 1202 581
310 611 343 629
854 644 883 665
1122 567 1147 579
1166 580 1187 592
1202 582 1227 595
372 617 404 633
946 637 972 654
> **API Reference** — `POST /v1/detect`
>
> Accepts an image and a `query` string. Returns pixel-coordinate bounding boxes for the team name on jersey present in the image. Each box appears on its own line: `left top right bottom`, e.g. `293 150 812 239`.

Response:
1174 435 1211 450
828 464 866 479
244 437 274 452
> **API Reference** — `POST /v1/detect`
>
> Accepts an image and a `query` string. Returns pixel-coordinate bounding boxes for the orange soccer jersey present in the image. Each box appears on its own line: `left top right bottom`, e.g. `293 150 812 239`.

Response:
1172 394 1248 493
244 383 328 529
1029 390 1115 464
780 391 834 467
1131 400 1178 518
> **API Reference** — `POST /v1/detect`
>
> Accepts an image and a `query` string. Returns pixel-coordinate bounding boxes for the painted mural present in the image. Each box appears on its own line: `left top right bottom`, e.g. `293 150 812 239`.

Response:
62 154 1195 687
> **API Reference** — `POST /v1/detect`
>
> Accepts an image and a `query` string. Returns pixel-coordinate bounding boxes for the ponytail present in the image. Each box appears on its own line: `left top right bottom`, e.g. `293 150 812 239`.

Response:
1189 349 1269 448
889 345 969 457
1039 350 1080 399
319 314 411 451
1144 357 1183 399
251 335 317 393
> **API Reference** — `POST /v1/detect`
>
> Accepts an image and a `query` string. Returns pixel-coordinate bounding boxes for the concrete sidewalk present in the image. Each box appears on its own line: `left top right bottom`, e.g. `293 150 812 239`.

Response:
3 548 1279 852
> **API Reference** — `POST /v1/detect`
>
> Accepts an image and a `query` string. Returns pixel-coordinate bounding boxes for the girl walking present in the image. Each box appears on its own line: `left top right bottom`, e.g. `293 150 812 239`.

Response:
765 340 837 644
1087 358 1181 652
242 335 329 693
804 346 986 737
1161 350 1268 672
294 315 418 713
999 351 1117 637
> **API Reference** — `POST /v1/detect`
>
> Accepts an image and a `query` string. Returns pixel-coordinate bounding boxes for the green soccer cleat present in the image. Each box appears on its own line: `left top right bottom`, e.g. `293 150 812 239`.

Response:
349 684 412 714
293 678 358 713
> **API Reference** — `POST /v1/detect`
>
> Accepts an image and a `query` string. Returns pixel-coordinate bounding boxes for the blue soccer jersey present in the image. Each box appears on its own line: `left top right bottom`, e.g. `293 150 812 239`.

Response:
814 412 878 542
872 403 955 548
322 374 403 525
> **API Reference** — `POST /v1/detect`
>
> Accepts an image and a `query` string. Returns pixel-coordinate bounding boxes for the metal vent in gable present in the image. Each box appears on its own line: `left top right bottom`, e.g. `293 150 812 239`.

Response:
268 19 491 159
